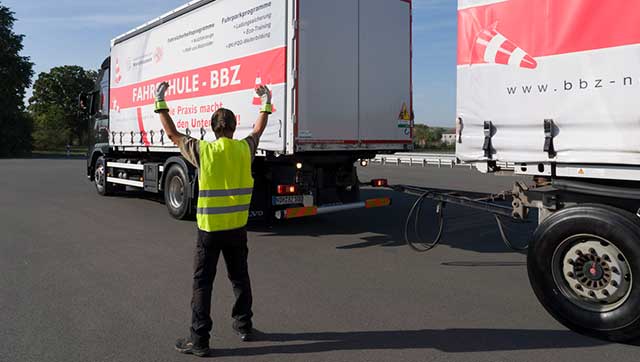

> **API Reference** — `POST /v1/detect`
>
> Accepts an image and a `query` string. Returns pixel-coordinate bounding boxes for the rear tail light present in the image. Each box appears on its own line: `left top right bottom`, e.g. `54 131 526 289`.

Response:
277 184 298 195
371 179 388 187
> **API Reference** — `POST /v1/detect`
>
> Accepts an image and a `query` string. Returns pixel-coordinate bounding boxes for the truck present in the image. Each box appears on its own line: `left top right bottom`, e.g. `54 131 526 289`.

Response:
457 0 640 342
82 0 412 222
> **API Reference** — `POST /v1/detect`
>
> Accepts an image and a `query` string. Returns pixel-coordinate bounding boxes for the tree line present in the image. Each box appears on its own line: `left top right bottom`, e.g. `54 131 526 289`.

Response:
413 124 455 151
0 4 96 157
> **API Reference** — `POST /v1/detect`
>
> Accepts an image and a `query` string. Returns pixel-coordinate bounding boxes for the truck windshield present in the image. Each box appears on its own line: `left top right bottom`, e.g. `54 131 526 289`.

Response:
100 68 109 116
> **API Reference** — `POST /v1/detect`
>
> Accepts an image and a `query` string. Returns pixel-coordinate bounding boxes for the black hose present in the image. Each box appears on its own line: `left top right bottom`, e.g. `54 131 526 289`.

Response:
396 185 529 253
494 214 529 252
404 192 445 252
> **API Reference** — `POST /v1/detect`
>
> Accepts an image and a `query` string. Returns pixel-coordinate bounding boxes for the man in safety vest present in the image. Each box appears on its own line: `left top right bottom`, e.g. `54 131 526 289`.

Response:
154 81 272 357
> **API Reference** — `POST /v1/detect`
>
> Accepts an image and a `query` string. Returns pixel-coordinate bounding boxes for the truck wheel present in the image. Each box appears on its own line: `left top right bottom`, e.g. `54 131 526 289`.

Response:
528 204 640 343
164 164 191 220
94 156 112 196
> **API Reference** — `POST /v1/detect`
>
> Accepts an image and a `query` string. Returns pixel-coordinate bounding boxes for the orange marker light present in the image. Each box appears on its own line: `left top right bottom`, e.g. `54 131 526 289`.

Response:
371 179 388 187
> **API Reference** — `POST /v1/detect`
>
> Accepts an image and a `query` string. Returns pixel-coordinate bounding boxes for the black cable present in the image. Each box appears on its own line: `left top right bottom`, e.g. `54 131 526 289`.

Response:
494 214 529 251
404 192 445 252
395 184 529 253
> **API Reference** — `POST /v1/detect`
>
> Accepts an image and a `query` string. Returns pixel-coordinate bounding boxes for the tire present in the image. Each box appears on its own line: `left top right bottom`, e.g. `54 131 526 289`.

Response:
164 164 192 220
94 156 112 196
528 204 640 343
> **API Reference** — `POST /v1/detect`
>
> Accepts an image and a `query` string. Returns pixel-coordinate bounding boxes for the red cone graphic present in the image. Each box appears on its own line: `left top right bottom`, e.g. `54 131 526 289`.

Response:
115 58 123 84
475 26 537 69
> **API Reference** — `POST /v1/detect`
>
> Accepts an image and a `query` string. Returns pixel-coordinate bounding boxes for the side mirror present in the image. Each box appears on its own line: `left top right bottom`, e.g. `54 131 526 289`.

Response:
78 93 89 113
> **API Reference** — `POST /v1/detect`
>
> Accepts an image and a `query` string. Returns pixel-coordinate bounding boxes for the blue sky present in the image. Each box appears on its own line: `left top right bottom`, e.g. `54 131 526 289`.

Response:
5 0 457 127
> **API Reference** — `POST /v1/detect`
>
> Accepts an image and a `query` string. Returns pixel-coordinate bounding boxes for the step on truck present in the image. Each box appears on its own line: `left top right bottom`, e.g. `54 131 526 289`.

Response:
81 0 412 222
456 0 640 343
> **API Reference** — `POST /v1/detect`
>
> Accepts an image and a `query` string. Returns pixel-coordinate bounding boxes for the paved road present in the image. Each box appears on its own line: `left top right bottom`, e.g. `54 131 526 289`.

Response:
1 159 637 362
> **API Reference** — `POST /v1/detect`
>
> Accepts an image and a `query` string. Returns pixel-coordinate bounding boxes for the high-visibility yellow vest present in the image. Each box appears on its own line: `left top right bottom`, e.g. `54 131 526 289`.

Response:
197 138 254 232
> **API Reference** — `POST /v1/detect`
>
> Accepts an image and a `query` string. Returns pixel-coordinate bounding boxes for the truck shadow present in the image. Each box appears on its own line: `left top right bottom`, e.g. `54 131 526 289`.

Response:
211 328 607 357
255 188 536 254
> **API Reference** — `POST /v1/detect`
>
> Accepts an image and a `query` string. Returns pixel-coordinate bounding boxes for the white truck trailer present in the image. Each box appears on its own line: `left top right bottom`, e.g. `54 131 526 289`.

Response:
456 0 640 342
82 0 412 221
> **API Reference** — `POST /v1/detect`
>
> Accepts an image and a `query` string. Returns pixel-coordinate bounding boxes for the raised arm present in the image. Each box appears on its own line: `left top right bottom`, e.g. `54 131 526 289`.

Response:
251 85 272 139
154 81 185 144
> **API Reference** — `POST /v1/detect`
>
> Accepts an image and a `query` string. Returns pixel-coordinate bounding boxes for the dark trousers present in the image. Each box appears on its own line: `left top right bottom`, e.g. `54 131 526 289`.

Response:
190 227 253 347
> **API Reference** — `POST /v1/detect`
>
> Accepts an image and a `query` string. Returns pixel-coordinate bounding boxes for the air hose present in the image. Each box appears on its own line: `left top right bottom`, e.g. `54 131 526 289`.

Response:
402 189 528 253
404 192 445 252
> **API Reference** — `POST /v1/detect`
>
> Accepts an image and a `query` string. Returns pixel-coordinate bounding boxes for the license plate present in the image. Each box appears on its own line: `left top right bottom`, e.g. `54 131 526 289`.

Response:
272 195 303 206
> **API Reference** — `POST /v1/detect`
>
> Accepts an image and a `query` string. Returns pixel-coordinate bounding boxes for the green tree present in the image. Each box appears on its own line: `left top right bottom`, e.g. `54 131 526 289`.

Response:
0 5 34 156
29 66 97 149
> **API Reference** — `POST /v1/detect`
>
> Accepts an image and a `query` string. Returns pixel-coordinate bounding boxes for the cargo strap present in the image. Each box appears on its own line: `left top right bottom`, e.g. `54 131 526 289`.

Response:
543 119 556 158
483 121 494 159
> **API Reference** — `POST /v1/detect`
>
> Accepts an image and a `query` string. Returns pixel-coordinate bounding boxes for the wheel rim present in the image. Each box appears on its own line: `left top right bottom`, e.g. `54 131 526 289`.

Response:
168 175 185 210
95 162 105 190
552 234 633 312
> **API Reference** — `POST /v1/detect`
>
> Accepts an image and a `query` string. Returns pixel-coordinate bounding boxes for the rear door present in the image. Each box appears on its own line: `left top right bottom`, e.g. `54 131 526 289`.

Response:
296 0 359 144
358 0 412 143
296 0 412 148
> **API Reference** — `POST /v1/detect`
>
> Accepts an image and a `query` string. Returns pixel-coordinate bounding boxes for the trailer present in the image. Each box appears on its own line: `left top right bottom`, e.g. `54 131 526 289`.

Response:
448 0 640 342
82 0 412 222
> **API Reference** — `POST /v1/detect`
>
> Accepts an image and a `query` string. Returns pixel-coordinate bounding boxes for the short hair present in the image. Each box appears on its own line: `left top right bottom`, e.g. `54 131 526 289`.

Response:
211 108 237 135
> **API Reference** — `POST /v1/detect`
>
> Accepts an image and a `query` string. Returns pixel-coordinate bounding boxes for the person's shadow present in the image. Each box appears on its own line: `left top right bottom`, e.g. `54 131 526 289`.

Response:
210 328 607 357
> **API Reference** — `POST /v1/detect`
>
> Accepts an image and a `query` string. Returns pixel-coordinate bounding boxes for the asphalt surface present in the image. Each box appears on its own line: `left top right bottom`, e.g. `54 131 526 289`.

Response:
2 159 638 362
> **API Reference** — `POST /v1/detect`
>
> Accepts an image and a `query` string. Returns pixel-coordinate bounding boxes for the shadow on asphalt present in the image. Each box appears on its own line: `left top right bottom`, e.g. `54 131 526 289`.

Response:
211 328 606 357
256 188 537 254
103 185 535 254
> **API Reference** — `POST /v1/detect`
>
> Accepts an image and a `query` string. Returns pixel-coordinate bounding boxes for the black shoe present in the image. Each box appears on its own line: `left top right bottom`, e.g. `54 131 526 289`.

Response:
175 338 209 357
233 326 256 342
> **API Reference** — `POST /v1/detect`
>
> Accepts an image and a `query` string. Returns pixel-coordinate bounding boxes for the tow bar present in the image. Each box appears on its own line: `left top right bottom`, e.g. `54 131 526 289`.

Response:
390 184 531 253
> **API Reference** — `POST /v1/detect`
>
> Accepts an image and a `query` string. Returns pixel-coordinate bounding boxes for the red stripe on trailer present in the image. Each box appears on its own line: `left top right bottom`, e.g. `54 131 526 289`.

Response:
458 0 640 66
111 47 286 110
294 0 300 142
136 107 150 146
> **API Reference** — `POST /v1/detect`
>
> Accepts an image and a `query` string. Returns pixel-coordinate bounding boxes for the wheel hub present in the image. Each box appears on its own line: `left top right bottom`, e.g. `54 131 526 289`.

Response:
95 164 105 186
575 254 609 286
555 236 632 312
168 175 185 210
